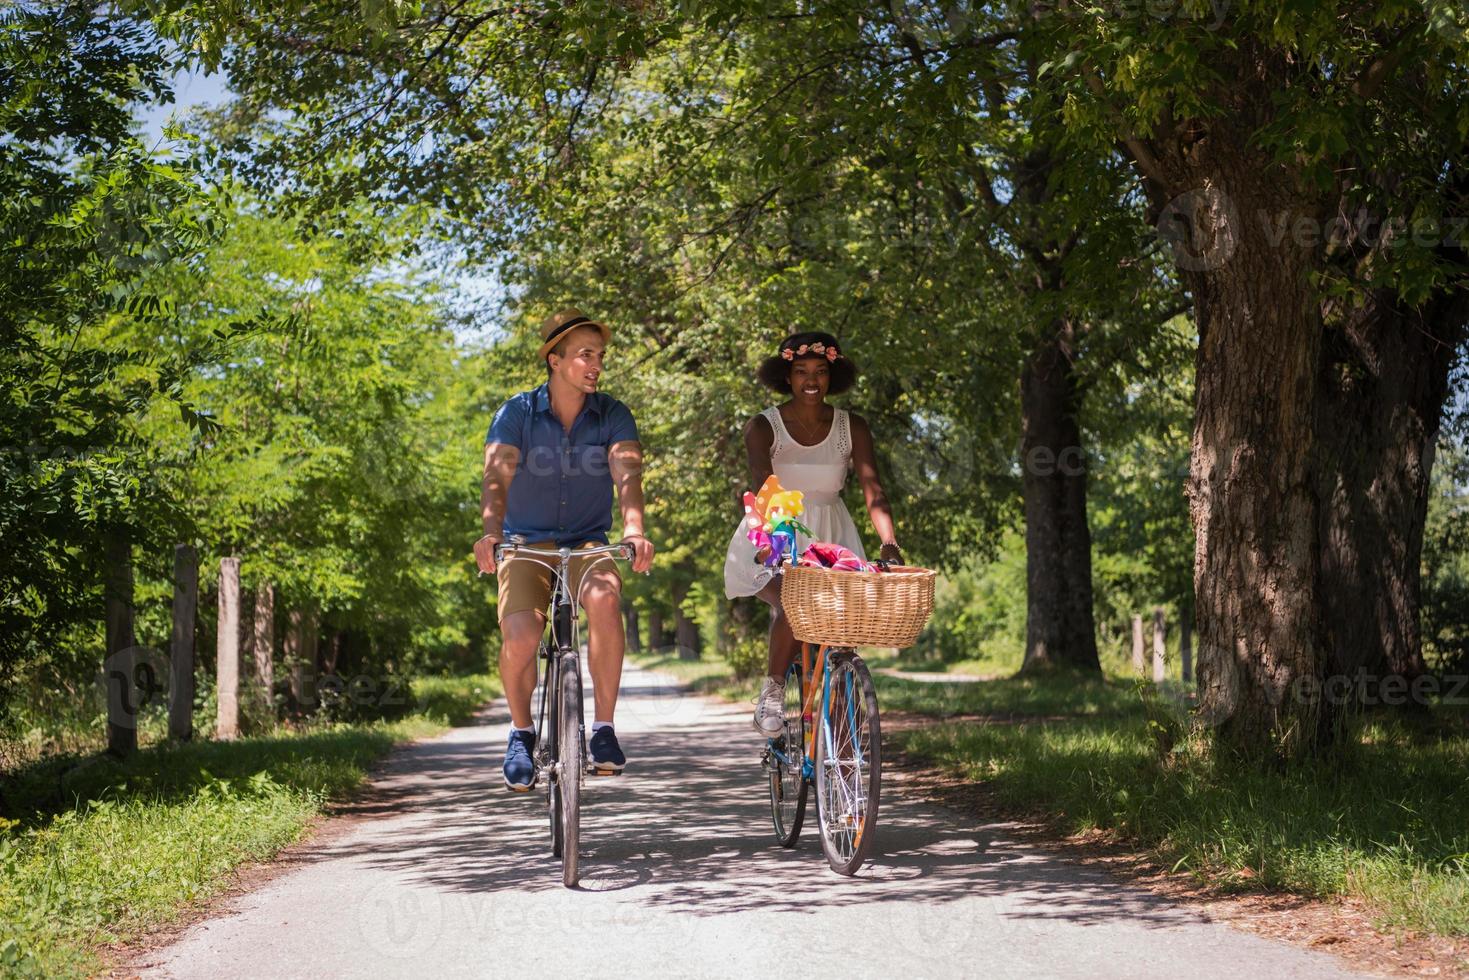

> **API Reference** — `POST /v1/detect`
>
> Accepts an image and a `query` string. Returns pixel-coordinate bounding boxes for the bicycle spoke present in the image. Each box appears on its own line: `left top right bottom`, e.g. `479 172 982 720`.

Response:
815 654 881 874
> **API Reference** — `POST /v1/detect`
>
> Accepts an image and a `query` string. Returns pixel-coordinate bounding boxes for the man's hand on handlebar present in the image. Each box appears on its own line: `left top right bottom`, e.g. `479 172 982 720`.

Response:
473 534 500 575
621 533 655 575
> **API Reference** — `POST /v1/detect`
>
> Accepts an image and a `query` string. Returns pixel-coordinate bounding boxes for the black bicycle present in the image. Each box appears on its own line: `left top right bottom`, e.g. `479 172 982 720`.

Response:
495 540 634 887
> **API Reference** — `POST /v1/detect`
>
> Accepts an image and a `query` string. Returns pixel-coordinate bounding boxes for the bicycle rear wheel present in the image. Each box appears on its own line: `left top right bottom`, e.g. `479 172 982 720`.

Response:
814 652 881 876
557 654 583 888
767 662 808 847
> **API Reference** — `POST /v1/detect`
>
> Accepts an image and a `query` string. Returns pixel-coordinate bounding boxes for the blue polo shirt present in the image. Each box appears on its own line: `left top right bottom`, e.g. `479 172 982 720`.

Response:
485 384 640 546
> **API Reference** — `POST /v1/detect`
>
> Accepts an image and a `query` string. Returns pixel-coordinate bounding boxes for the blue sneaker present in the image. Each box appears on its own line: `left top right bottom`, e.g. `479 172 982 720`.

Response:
503 729 537 792
588 726 626 773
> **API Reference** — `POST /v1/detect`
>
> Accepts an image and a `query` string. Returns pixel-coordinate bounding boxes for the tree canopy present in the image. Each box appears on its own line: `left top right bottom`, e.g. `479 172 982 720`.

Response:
1 0 1465 765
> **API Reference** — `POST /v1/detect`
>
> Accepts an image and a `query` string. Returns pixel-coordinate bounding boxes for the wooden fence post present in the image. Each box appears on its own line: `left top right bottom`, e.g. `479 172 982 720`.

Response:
1181 617 1194 686
169 544 197 741
1152 607 1167 685
1131 614 1145 674
104 534 137 757
216 557 241 740
253 583 275 721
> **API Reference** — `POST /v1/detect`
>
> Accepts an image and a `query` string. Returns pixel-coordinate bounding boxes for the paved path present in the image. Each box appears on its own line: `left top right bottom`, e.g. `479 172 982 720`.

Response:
139 664 1367 979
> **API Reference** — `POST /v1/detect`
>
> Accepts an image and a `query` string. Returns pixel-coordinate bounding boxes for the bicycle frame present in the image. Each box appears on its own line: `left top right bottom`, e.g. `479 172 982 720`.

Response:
761 556 889 874
765 554 896 777
767 641 854 782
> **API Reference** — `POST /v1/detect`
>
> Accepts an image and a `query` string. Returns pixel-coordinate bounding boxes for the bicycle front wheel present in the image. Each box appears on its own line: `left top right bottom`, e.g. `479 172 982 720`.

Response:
768 662 807 847
814 652 881 876
546 654 563 857
557 655 583 888
546 656 562 856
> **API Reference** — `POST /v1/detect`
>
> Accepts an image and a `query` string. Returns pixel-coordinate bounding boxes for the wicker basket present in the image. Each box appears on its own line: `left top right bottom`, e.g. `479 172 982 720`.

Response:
780 564 937 648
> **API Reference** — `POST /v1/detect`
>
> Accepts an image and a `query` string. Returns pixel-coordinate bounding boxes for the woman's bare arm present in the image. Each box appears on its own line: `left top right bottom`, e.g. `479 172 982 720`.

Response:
849 413 902 561
743 414 775 491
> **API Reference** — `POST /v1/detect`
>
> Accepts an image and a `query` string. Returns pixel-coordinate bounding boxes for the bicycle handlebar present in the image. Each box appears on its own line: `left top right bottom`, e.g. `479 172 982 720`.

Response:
761 552 904 570
494 541 636 564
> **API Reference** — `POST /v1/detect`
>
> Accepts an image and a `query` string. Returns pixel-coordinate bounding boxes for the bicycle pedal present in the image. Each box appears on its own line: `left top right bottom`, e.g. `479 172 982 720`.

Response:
586 766 624 777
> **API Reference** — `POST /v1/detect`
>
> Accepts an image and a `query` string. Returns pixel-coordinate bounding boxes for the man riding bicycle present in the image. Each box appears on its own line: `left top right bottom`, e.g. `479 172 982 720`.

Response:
473 308 655 792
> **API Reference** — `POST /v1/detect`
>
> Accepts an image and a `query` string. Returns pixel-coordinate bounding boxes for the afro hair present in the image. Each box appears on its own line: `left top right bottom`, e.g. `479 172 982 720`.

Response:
755 331 858 395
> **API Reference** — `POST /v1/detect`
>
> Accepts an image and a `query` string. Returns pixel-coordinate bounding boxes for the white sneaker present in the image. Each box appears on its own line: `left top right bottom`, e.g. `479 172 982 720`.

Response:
753 677 785 736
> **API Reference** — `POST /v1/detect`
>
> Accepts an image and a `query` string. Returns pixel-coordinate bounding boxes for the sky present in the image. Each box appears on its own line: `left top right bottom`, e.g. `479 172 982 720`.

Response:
136 67 231 147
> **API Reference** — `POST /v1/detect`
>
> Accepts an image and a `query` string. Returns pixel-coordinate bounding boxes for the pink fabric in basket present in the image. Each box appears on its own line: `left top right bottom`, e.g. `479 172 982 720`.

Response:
797 541 875 572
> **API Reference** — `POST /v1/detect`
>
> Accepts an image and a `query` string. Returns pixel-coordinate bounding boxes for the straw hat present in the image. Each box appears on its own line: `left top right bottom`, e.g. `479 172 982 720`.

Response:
538 308 611 361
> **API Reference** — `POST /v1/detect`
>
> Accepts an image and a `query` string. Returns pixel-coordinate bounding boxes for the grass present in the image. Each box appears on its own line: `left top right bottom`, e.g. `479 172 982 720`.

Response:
0 673 498 978
897 691 1469 939
875 671 1151 719
863 636 1023 679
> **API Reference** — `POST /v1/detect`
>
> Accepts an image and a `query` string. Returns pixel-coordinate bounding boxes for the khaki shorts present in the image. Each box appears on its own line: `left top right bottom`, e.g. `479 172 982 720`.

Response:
496 540 623 623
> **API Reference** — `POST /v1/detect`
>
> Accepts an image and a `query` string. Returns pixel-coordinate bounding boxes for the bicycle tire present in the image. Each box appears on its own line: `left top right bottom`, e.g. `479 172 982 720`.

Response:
557 654 583 888
814 651 881 876
547 654 562 858
768 662 808 847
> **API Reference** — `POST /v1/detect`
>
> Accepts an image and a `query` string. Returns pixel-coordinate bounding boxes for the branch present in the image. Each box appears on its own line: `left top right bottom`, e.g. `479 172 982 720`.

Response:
1350 26 1414 102
1081 67 1171 191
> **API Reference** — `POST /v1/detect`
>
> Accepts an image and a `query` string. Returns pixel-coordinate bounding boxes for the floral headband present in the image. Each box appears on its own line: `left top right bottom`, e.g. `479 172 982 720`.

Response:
780 340 841 362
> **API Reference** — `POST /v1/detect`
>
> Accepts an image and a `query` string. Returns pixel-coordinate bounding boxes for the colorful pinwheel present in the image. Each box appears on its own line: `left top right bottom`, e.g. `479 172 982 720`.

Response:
742 474 812 566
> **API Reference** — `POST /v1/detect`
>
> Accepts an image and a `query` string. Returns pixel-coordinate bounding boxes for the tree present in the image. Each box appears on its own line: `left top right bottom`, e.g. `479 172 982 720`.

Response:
0 3 220 723
1045 0 1469 755
129 199 497 684
160 0 1190 678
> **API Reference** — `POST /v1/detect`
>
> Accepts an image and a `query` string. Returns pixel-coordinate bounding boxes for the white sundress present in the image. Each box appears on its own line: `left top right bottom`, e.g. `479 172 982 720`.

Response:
723 406 867 599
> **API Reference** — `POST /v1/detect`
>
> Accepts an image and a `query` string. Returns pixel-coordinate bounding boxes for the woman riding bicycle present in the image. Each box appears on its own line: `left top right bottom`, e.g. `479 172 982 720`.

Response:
722 331 902 736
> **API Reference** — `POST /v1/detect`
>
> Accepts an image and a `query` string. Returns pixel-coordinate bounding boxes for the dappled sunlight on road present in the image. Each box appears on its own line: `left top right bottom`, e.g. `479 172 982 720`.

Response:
139 665 1364 980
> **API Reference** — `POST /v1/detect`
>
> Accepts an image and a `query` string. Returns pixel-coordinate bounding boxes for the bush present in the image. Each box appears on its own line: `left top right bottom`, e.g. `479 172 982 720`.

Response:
723 635 767 680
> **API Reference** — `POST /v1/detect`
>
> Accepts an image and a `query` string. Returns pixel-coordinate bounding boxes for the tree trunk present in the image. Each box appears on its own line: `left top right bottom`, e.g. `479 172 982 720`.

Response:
1315 289 1466 690
1180 156 1331 758
623 600 642 653
676 610 700 660
1018 321 1101 674
672 580 700 660
1119 48 1469 758
325 631 343 675
284 608 319 711
647 609 664 652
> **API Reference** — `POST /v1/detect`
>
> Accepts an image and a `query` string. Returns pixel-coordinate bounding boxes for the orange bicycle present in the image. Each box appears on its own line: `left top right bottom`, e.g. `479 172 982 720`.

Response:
764 639 881 875
761 560 935 876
